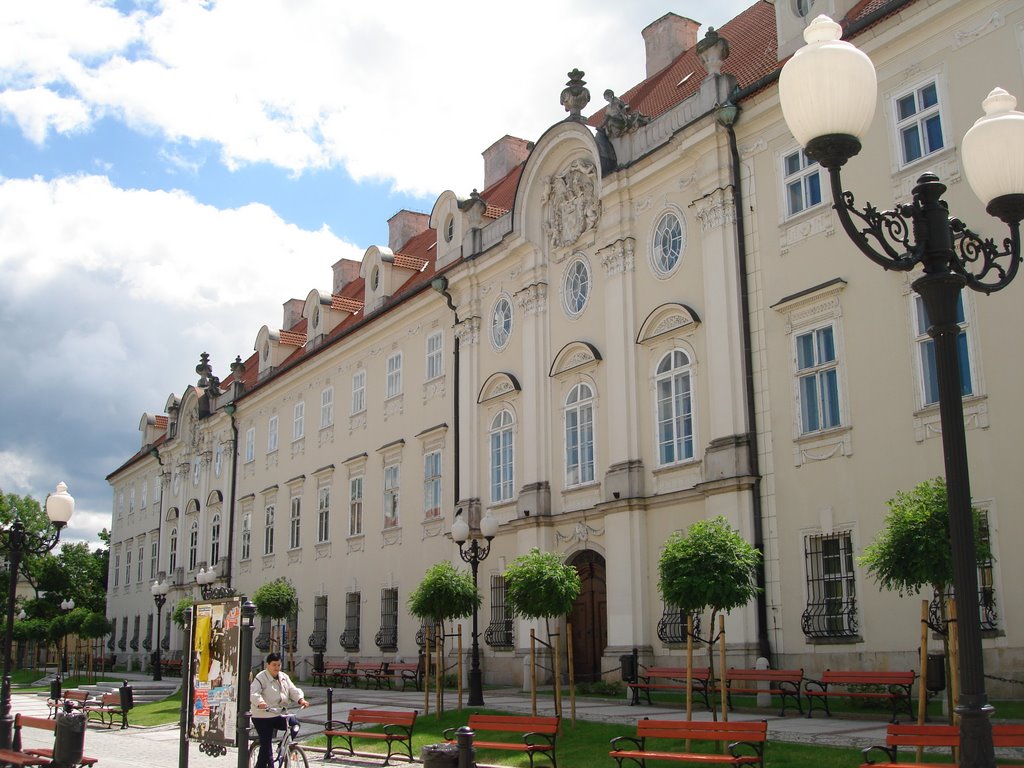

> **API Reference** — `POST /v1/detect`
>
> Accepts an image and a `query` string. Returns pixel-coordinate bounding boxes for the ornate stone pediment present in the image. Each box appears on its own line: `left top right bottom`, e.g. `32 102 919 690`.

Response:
542 159 601 250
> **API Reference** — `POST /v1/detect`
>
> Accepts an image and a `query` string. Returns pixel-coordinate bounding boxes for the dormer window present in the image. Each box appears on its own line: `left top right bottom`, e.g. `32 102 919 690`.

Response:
312 304 321 329
262 340 270 362
371 266 380 291
444 215 454 243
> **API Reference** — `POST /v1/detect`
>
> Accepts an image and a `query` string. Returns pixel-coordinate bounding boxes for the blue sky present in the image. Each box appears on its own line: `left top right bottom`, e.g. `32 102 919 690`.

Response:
0 0 756 546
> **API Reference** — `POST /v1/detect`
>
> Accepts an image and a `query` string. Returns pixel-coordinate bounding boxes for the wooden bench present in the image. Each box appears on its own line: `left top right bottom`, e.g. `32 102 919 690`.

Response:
341 662 385 689
379 662 421 691
860 722 1024 767
13 713 98 767
444 714 559 768
627 666 712 708
804 670 915 722
314 660 352 686
323 708 417 765
162 658 183 677
47 690 92 719
723 667 804 716
84 692 130 729
610 718 768 768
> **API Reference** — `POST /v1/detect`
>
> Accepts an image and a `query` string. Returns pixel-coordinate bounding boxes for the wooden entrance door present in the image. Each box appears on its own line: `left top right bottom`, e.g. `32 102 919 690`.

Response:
568 550 607 683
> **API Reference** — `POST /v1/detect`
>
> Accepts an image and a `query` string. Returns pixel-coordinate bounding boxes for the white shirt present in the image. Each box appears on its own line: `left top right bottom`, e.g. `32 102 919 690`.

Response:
250 669 304 719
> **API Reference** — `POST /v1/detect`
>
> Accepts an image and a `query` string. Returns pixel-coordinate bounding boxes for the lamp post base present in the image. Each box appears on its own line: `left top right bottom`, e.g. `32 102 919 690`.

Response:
467 668 484 707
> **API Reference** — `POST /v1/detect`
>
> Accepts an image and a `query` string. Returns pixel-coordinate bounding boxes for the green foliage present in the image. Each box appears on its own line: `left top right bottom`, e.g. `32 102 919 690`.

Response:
171 597 193 629
859 477 992 597
79 611 113 639
504 548 581 620
407 561 479 622
47 614 67 644
253 577 298 620
658 516 761 615
12 617 48 643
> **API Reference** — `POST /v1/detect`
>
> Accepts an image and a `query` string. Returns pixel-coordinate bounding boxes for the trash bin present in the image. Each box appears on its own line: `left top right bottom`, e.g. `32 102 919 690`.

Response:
119 681 134 711
53 710 86 766
421 743 459 768
926 653 946 693
620 653 636 683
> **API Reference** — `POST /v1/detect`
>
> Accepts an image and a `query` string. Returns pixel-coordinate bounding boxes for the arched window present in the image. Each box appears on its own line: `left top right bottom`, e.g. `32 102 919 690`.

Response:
188 520 199 571
210 513 221 565
489 410 515 503
565 383 595 486
656 350 694 465
169 527 178 571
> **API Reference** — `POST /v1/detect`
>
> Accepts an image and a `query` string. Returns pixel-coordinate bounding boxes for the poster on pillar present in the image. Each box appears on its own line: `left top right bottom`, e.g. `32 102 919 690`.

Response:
189 597 242 747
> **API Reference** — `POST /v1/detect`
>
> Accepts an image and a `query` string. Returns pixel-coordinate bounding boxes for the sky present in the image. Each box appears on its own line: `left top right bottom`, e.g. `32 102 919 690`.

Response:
0 0 756 548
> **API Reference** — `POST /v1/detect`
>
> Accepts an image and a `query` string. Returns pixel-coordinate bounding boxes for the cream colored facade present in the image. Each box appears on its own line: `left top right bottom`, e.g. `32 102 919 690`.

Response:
106 0 1024 695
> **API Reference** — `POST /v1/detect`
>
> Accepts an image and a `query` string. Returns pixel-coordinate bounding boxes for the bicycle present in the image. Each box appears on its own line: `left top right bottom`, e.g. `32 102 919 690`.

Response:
247 706 310 768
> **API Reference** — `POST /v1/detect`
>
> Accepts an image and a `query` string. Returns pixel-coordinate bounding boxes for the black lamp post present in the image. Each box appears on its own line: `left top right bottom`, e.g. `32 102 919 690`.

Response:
236 599 256 768
780 16 1024 768
451 509 499 707
0 482 74 750
59 598 75 677
151 579 169 681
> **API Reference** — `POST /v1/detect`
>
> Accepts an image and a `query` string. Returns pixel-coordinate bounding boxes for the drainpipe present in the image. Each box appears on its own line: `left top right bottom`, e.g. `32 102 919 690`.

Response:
717 101 772 663
150 447 164 578
223 403 239 590
430 276 461 507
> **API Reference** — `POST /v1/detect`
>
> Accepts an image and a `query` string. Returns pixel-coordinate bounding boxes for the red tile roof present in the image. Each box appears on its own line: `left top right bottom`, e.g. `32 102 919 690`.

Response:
154 415 168 428
480 162 522 215
279 329 306 346
331 295 364 313
393 253 429 271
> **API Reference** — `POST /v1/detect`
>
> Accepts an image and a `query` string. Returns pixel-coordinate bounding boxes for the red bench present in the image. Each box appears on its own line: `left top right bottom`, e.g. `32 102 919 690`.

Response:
610 718 767 768
860 722 1024 767
444 714 559 768
723 667 804 716
628 666 712 708
14 713 98 767
323 708 417 765
804 670 914 722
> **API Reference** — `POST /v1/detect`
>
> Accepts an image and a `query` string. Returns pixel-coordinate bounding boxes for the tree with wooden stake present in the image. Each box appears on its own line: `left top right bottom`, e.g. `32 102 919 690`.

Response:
252 577 299 669
408 561 479 716
504 548 581 717
658 516 761 723
859 477 992 726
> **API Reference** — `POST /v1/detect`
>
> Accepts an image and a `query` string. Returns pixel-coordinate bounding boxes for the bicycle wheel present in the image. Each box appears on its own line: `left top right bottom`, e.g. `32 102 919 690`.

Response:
285 745 309 768
247 741 261 768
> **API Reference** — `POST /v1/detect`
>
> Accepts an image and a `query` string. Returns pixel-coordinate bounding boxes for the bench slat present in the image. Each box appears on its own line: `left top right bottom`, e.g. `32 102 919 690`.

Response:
323 707 417 766
805 669 914 723
611 719 767 768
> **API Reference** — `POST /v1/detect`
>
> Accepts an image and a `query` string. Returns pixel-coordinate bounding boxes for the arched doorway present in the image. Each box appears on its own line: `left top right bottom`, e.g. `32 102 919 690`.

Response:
568 549 607 683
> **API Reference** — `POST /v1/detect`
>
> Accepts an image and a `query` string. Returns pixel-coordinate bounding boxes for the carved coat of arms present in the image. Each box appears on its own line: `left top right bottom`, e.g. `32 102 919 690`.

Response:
542 159 601 250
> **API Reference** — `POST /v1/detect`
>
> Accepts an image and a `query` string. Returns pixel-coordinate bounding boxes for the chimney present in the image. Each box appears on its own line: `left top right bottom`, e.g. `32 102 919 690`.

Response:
483 136 531 190
282 298 304 330
332 258 361 294
387 210 431 252
642 13 701 78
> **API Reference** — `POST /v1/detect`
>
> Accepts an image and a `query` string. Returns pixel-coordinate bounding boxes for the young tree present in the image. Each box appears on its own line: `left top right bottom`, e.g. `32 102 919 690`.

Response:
407 561 479 626
0 489 55 617
658 515 761 717
252 577 298 659
504 548 581 627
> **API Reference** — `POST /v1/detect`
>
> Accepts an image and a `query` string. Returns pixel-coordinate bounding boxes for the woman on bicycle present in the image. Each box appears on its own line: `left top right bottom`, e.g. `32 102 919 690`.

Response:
251 652 310 768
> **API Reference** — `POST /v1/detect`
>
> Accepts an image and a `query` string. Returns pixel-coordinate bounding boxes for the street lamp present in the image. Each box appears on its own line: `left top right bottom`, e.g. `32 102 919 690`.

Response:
196 564 234 600
59 598 75 677
151 579 169 681
779 16 1024 768
452 509 499 706
0 481 74 750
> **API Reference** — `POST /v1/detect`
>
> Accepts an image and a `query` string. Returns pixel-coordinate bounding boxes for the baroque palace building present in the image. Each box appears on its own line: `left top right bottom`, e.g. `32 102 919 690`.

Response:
106 0 1024 693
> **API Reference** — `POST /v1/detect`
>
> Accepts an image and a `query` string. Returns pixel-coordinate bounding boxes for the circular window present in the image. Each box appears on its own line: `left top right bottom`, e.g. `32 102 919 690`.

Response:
262 340 270 362
652 211 685 276
491 297 513 350
444 214 455 244
564 258 590 317
312 304 321 328
371 266 380 290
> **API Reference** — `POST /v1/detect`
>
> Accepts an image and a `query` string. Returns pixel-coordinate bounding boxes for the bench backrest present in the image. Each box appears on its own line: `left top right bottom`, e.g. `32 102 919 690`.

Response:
348 709 416 727
15 714 55 733
325 661 351 669
643 667 710 679
822 670 914 685
636 719 767 742
993 724 1024 748
64 690 90 703
387 663 418 672
725 668 803 682
885 724 959 748
353 662 382 671
101 692 121 706
467 714 560 735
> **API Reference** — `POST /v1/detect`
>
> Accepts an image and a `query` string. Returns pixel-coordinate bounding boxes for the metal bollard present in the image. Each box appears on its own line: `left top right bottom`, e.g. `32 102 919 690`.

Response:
456 725 476 768
52 709 86 767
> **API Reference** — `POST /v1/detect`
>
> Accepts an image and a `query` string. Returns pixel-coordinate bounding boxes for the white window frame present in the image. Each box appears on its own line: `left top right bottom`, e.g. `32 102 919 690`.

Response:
244 427 255 463
912 292 975 408
655 350 695 467
128 487 135 514
140 482 147 510
795 324 842 435
489 409 515 503
893 77 947 169
383 465 400 528
781 147 824 218
386 352 402 399
113 552 120 587
349 476 363 536
264 504 275 555
317 486 330 543
651 209 685 276
125 548 132 585
351 370 366 414
150 539 158 579
188 520 199 571
289 496 301 550
137 545 144 582
168 528 177 571
321 386 334 428
425 331 444 381
491 296 513 350
564 382 596 486
292 401 305 441
423 451 442 519
267 415 279 453
240 513 252 561
562 257 591 317
210 513 221 565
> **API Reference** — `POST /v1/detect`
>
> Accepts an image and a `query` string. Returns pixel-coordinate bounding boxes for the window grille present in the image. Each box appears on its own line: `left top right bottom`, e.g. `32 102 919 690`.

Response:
119 617 128 651
107 622 116 652
801 531 858 638
130 615 140 651
162 613 171 651
285 612 298 653
484 574 514 648
143 614 153 652
254 615 271 652
415 618 443 649
375 588 398 651
657 603 702 644
340 592 360 651
929 511 998 632
308 595 328 652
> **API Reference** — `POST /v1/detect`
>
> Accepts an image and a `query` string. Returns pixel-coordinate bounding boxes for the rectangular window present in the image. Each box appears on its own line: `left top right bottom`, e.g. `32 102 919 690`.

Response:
383 465 400 528
782 149 822 217
289 496 301 549
320 386 334 428
484 575 514 648
140 482 147 510
426 332 444 381
317 486 330 543
351 370 366 414
423 451 442 519
169 530 177 571
310 595 328 652
386 353 402 399
349 477 363 536
267 415 278 453
914 293 972 406
293 401 305 441
245 428 255 463
264 505 275 555
341 592 360 650
150 540 157 579
113 553 120 587
137 546 144 582
128 487 135 515
377 587 398 651
241 513 252 560
125 549 132 585
796 325 841 434
490 415 514 503
801 531 858 638
895 80 944 166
